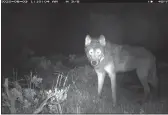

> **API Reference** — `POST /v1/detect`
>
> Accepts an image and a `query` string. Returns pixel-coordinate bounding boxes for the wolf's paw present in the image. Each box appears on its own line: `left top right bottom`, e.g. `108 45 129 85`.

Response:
112 102 117 107
135 96 149 105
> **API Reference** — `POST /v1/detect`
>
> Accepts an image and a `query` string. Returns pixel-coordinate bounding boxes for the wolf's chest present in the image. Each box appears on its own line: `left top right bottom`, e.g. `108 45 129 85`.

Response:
95 56 128 72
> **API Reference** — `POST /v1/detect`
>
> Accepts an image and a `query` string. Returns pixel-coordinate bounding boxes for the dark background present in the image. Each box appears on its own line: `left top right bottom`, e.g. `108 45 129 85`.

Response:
2 4 168 68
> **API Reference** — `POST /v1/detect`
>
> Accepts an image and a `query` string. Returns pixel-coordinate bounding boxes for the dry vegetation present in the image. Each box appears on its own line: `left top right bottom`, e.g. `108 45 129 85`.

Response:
1 54 168 114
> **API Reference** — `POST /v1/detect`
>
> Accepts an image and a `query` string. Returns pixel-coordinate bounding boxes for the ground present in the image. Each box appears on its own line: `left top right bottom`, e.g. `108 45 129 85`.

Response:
1 54 168 114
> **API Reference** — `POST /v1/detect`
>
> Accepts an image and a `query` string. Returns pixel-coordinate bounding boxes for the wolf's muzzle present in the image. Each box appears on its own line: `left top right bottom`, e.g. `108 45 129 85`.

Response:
91 60 99 66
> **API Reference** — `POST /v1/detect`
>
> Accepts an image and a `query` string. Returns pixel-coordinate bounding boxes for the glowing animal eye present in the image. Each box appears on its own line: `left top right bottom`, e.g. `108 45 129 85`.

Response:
89 49 93 55
96 49 101 55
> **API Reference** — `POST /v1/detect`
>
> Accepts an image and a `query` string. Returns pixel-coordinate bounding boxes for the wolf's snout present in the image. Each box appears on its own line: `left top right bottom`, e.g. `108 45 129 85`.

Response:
91 61 98 66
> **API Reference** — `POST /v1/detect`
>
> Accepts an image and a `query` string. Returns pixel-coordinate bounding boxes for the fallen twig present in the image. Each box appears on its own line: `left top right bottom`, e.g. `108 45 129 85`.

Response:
33 92 54 114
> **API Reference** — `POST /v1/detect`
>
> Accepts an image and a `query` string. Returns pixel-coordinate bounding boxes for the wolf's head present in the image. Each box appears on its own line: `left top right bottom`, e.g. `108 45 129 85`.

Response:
84 35 106 67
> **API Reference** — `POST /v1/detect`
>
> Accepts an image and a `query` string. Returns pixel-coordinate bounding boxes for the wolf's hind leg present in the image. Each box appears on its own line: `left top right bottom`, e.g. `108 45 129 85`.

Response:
148 62 159 100
136 67 150 102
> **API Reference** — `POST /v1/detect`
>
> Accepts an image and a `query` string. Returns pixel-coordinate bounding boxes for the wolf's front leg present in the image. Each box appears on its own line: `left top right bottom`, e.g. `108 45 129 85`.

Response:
95 69 106 96
104 64 117 106
109 72 116 106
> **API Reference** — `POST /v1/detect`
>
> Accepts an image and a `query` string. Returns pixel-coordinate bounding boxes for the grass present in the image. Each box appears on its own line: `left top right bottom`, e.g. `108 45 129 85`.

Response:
1 54 168 114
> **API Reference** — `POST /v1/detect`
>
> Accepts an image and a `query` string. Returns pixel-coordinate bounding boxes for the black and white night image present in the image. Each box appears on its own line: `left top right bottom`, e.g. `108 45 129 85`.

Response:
1 3 168 114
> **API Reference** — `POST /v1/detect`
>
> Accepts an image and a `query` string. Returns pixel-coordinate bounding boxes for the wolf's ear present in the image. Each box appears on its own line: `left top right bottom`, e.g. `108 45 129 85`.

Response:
99 35 106 46
85 35 91 46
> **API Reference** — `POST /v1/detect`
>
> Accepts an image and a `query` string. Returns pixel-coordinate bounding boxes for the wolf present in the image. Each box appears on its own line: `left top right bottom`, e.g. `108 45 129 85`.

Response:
84 35 158 105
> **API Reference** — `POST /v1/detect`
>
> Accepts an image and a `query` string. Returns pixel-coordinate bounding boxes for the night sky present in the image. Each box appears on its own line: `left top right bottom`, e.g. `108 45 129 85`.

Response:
2 4 168 65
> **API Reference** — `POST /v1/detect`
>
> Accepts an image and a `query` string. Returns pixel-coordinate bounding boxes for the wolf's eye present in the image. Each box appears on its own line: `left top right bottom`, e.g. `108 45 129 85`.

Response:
89 49 93 55
96 49 101 55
